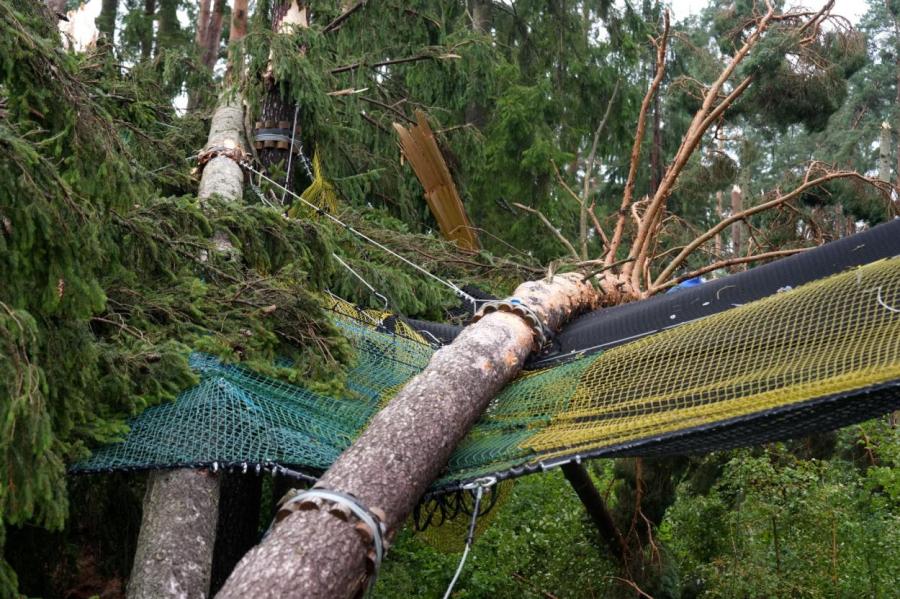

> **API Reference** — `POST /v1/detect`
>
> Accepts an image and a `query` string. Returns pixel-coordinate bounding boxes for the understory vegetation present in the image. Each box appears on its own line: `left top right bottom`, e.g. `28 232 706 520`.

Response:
1 0 898 597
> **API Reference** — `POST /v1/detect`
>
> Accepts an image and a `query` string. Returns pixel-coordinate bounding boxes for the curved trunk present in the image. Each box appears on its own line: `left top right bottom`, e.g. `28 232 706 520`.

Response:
218 275 599 598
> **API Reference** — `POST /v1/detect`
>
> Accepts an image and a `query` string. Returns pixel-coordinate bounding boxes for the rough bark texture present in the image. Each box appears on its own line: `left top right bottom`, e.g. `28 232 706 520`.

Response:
202 0 227 69
561 462 626 563
198 96 247 203
217 274 599 598
730 184 743 261
257 1 309 201
127 469 221 599
196 0 211 54
879 121 891 183
229 0 249 43
129 90 248 597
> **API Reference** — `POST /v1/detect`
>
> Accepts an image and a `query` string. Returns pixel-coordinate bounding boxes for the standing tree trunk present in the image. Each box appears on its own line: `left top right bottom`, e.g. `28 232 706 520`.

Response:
96 0 118 42
155 0 179 57
229 0 249 44
140 0 156 61
128 21 251 597
730 184 743 262
202 0 227 69
196 0 211 57
255 0 309 200
127 470 221 599
464 0 490 129
218 275 599 597
879 121 892 183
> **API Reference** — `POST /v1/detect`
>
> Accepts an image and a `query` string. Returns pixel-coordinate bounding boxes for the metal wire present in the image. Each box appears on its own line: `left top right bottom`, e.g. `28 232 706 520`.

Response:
240 160 479 307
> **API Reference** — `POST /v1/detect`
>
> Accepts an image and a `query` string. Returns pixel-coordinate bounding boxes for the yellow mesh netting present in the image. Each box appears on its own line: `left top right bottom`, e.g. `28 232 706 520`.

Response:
526 257 899 458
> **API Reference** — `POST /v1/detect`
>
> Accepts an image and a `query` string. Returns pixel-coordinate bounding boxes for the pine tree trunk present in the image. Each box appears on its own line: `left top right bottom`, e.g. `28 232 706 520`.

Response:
464 0 490 128
229 0 249 44
196 0 211 55
140 0 156 61
202 0 227 69
155 0 179 56
730 184 743 263
879 121 892 183
127 470 221 598
96 0 118 41
217 275 599 598
256 1 309 200
129 25 250 592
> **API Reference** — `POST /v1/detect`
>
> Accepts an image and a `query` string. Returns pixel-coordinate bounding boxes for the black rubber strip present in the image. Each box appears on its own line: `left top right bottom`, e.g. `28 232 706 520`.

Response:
529 219 900 367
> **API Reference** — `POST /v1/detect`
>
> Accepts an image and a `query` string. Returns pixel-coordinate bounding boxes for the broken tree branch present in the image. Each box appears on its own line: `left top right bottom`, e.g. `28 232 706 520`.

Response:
605 13 669 266
513 201 581 260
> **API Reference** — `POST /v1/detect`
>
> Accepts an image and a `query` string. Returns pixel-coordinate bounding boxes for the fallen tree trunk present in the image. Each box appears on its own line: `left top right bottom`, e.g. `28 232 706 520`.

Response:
128 93 248 599
218 275 599 598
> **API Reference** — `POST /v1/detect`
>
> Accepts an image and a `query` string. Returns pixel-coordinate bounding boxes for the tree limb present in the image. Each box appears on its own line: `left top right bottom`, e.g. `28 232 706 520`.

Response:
605 13 669 266
512 202 581 260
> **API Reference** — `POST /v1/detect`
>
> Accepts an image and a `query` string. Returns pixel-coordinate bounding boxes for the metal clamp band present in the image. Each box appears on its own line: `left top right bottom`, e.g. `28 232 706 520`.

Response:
470 298 551 348
277 488 386 593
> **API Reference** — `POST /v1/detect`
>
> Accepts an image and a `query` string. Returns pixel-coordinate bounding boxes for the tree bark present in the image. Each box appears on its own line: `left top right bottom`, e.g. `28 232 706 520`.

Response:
129 50 249 599
730 184 743 263
255 1 309 200
96 0 118 41
155 0 180 56
140 0 156 61
202 0 227 69
196 0 212 57
127 470 221 599
217 275 599 598
561 462 626 563
464 0 490 128
879 121 892 183
229 0 249 44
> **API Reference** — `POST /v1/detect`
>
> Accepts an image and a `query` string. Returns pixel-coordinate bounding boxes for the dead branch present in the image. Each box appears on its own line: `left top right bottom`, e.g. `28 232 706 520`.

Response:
653 248 810 293
580 79 620 258
605 11 670 266
652 166 874 288
512 202 581 260
323 0 366 34
331 53 457 75
624 2 780 291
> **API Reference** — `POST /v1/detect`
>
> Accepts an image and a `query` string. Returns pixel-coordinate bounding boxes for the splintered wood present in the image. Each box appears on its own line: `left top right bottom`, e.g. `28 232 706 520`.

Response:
393 111 480 251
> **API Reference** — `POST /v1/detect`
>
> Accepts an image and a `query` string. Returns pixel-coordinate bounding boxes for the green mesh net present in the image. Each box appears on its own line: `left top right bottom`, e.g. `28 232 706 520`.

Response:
72 258 900 494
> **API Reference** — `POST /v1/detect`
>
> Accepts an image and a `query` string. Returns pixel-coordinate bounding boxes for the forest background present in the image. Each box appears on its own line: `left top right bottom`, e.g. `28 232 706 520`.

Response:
1 0 899 597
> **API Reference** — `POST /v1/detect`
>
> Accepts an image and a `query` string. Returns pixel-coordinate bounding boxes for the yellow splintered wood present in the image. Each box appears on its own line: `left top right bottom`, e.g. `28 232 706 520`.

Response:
394 111 480 251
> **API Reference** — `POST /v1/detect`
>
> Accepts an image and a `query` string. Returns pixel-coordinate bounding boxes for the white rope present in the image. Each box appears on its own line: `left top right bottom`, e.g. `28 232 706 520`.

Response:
240 160 480 308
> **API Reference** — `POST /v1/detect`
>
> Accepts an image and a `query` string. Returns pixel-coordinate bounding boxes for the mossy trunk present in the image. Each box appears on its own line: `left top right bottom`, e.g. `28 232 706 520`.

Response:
217 275 599 598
